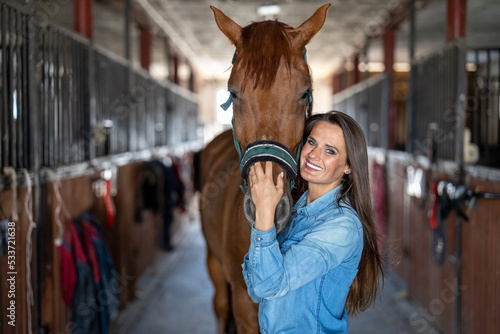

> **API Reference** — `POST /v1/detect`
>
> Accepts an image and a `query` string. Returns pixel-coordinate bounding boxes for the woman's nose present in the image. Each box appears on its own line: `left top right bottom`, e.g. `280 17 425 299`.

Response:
308 146 320 160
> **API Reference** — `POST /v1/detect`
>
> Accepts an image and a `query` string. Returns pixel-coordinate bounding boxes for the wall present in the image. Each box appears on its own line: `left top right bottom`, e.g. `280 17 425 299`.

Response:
375 150 500 333
0 159 191 333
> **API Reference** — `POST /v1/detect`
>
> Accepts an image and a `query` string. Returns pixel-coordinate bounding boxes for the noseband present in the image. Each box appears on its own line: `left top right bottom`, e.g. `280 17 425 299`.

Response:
221 52 312 192
240 140 298 180
230 119 301 193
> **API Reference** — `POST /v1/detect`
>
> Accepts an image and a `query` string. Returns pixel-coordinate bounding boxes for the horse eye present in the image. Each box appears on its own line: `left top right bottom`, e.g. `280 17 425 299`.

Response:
229 91 238 99
301 90 310 100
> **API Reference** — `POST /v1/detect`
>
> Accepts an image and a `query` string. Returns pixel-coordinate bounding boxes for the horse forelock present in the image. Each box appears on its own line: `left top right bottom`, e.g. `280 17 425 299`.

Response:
239 20 299 90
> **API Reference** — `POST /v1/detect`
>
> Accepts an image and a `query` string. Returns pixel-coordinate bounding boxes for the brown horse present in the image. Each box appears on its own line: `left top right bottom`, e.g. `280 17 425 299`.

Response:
199 5 330 333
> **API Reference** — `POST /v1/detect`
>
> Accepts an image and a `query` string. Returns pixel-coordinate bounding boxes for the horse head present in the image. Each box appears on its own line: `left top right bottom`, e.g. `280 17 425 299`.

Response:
211 4 330 234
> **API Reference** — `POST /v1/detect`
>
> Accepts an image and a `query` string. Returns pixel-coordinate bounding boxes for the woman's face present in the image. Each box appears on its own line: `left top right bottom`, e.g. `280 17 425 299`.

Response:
300 121 351 192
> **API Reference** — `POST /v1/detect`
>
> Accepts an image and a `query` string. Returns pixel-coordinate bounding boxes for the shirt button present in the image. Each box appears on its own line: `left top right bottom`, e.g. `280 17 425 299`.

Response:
256 237 262 242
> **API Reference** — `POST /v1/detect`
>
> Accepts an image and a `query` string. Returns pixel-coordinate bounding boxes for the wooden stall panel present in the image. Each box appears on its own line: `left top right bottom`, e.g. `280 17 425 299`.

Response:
461 178 500 333
407 170 456 334
382 155 464 334
382 157 407 280
41 175 94 333
0 188 31 334
94 163 142 307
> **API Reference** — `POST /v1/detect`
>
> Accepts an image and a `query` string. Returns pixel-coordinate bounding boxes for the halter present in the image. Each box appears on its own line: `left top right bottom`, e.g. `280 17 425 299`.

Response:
221 52 312 192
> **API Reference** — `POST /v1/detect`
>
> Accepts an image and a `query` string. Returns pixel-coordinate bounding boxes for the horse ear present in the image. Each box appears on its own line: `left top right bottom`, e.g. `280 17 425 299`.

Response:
290 4 331 48
210 6 242 47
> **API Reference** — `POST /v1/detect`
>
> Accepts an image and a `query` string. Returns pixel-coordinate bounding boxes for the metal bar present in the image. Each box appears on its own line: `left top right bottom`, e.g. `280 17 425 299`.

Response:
13 7 20 168
454 41 467 334
84 42 91 161
407 0 415 153
5 5 13 167
45 27 52 166
65 38 72 165
455 41 466 166
61 35 68 165
88 33 96 161
41 27 47 166
474 50 480 146
74 41 79 161
125 0 131 61
497 49 500 151
444 46 451 160
9 5 17 167
55 30 61 166
21 12 29 169
0 2 4 169
485 50 491 162
74 39 82 163
75 41 82 162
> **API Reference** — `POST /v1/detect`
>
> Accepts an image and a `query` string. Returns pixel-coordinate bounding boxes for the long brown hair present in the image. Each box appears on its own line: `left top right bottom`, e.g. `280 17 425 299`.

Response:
302 111 384 316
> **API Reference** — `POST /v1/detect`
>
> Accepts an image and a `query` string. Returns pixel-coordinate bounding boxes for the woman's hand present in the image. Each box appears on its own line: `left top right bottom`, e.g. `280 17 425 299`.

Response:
249 161 284 231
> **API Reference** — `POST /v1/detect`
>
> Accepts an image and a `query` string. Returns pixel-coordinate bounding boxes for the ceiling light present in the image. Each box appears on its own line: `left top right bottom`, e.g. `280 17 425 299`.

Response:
257 2 281 18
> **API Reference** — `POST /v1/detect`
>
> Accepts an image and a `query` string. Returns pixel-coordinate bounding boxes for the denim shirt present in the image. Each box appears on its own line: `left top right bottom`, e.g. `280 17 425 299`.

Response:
242 186 363 334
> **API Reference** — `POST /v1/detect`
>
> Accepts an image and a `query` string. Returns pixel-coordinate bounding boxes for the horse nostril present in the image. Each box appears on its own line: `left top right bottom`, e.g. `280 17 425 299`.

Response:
243 190 292 234
243 192 256 229
274 195 291 234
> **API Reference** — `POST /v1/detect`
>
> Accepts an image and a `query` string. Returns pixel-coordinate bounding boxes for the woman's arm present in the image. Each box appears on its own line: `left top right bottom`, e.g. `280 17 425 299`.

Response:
249 161 284 231
242 161 283 300
249 219 361 299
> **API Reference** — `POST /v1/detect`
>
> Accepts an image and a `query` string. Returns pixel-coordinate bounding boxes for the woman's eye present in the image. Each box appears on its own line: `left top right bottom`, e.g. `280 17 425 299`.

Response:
307 139 315 146
326 149 336 155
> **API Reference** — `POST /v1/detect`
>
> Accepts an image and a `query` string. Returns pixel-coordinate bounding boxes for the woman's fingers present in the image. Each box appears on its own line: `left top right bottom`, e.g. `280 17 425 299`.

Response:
265 161 274 179
250 162 284 189
253 161 265 178
254 161 274 178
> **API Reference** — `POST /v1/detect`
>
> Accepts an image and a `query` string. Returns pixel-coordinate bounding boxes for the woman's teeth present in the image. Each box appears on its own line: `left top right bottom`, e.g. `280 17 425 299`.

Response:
306 161 322 171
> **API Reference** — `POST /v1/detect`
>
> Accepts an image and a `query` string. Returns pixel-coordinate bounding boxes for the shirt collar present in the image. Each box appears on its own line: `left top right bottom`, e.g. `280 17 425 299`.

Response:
293 185 342 217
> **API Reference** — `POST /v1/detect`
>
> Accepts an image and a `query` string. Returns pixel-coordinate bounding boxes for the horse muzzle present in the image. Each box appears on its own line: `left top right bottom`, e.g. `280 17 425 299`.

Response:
243 184 293 235
240 140 298 234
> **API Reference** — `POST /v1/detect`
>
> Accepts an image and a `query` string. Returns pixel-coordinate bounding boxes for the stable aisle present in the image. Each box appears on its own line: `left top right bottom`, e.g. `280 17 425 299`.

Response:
110 221 216 334
110 219 440 334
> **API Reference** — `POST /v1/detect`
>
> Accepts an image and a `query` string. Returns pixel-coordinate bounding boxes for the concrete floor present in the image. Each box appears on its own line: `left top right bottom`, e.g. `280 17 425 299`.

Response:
109 220 442 334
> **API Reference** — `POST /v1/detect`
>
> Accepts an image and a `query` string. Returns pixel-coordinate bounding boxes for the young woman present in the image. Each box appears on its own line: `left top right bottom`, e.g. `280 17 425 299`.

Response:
243 111 384 334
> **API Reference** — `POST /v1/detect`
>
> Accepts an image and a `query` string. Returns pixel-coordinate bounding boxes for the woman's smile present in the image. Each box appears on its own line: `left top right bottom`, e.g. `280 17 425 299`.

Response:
305 160 323 171
299 121 350 198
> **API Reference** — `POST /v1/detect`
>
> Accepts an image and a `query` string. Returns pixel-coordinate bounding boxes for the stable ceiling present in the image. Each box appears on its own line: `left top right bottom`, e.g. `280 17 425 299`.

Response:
128 0 500 81
32 0 500 82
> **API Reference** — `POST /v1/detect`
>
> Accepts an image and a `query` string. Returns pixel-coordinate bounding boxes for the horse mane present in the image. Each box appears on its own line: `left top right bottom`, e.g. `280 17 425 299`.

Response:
239 20 296 90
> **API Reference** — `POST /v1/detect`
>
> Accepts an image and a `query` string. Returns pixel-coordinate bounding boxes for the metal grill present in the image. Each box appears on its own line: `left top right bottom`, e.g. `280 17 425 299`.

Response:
468 48 500 167
411 43 465 162
332 73 389 149
40 26 91 167
0 1 199 172
0 2 32 169
94 49 130 156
